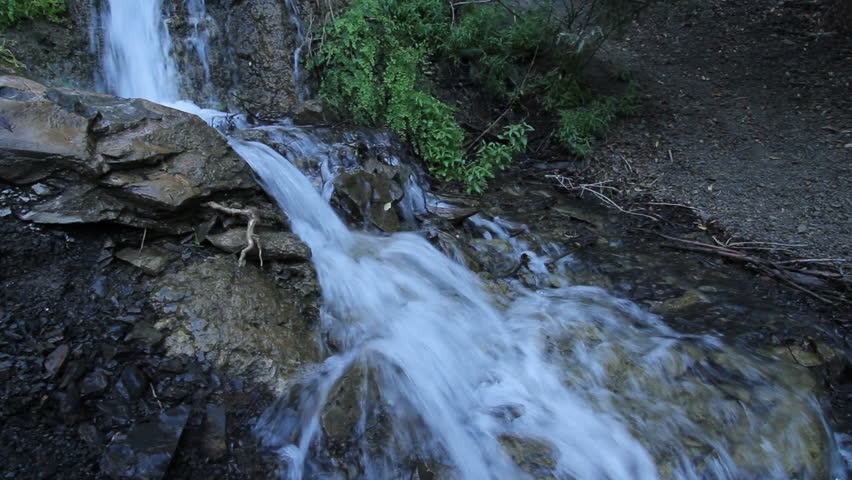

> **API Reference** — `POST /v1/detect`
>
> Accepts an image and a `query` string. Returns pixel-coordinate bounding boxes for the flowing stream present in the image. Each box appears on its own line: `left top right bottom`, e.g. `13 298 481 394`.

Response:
95 1 848 478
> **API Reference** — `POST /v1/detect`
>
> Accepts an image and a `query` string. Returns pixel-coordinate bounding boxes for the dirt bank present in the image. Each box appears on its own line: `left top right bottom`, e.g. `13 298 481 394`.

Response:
595 0 850 263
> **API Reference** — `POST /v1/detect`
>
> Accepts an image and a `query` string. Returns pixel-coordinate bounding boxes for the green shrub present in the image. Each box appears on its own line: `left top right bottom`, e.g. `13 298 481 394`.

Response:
0 0 65 28
466 122 533 193
314 0 645 191
0 35 23 68
315 0 472 186
556 84 637 156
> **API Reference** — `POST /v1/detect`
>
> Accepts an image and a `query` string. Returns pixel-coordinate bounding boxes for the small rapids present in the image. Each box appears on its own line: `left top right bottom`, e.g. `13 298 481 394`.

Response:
235 140 844 480
91 1 848 478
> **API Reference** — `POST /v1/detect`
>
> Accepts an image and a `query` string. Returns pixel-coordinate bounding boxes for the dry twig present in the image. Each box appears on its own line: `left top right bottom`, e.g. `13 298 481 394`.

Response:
658 234 850 306
547 174 660 221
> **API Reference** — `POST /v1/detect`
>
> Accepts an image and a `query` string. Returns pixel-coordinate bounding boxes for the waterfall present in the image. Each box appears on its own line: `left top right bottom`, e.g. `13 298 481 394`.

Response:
92 2 848 479
99 0 181 103
284 0 310 102
236 139 845 480
184 0 215 102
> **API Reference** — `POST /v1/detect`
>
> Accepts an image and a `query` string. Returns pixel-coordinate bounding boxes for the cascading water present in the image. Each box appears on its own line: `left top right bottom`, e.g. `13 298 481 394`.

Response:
94 2 848 479
184 0 215 101
237 140 844 480
99 0 181 103
284 0 310 102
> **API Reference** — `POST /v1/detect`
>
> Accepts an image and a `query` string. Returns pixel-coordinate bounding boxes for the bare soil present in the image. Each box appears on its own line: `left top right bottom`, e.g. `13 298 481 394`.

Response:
594 0 851 263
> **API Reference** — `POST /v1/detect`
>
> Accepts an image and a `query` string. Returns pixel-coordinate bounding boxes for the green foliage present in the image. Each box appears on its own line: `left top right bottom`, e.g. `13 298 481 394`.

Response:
0 0 65 28
466 122 533 193
537 70 592 112
315 0 473 187
556 84 637 156
314 0 644 191
0 35 23 68
443 5 556 99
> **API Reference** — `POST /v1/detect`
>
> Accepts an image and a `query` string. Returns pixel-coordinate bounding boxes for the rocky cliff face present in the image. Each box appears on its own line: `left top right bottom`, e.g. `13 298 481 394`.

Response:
0 0 97 90
3 0 321 120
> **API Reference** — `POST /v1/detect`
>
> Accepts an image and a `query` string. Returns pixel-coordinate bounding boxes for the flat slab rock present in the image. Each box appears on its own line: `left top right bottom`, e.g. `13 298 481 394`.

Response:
0 75 256 231
116 247 178 275
100 405 190 480
206 228 311 262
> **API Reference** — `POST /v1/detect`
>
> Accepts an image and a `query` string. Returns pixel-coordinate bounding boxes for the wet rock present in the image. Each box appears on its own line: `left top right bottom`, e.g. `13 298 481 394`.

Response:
78 423 103 447
468 238 517 276
116 247 177 275
115 365 148 401
321 368 366 439
124 322 165 347
0 75 256 231
291 100 327 125
333 170 404 232
207 228 311 262
427 204 479 222
101 405 190 480
80 371 110 397
499 435 556 479
551 201 606 228
202 404 227 461
649 289 711 315
150 256 318 391
44 344 70 378
221 1 303 119
763 343 845 371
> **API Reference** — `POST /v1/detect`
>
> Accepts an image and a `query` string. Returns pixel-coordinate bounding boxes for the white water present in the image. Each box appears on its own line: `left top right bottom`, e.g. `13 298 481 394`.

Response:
284 0 310 102
100 0 180 103
238 139 844 480
94 2 848 479
185 0 214 101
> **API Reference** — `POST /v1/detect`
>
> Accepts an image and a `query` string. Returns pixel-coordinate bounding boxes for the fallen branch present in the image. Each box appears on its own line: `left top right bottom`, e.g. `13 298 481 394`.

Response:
204 202 262 267
547 174 660 221
658 234 850 306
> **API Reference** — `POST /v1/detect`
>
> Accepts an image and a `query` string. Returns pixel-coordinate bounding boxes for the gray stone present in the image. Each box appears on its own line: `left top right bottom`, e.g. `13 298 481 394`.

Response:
124 322 165 347
80 372 110 397
115 365 148 401
150 256 318 391
202 404 227 461
101 406 190 480
31 183 52 195
44 344 70 378
0 75 257 230
116 247 177 276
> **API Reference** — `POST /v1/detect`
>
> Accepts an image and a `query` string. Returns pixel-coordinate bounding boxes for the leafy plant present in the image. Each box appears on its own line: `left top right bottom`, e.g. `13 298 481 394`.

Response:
0 35 23 68
313 0 647 191
556 84 637 155
466 122 534 193
0 0 65 28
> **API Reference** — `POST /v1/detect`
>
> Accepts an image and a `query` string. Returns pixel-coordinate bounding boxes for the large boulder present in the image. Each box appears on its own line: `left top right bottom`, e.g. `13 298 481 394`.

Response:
150 256 318 392
0 75 256 231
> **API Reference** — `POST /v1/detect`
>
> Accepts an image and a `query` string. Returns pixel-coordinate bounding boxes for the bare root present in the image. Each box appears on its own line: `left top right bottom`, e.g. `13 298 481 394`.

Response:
205 202 263 267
